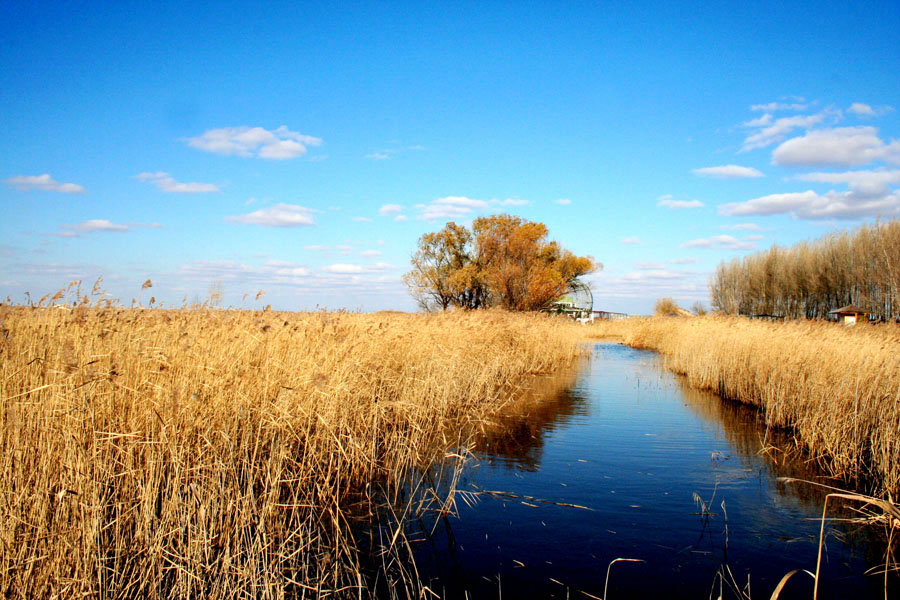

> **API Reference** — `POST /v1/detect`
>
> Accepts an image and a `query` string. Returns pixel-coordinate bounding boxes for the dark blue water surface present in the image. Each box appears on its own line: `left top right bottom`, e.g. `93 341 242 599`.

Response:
412 343 897 599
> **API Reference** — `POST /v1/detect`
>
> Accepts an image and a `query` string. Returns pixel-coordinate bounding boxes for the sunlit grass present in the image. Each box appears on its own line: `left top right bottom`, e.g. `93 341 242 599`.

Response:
0 302 583 598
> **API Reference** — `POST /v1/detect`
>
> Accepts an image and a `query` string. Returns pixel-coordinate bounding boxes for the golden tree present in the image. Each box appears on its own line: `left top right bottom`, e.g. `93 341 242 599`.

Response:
405 214 599 311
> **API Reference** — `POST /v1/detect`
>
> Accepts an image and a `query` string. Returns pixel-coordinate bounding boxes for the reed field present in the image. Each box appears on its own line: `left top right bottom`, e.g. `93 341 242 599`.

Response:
0 303 583 599
590 315 900 495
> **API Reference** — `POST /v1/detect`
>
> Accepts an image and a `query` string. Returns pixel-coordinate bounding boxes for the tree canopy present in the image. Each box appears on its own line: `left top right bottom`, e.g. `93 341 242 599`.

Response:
404 214 599 311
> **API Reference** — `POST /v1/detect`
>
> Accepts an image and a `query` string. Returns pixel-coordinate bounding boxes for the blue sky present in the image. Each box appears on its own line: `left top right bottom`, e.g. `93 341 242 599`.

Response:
2 1 898 313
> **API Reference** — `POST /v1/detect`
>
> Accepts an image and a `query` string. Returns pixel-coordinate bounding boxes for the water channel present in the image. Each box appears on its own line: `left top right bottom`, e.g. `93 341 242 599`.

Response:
411 343 897 599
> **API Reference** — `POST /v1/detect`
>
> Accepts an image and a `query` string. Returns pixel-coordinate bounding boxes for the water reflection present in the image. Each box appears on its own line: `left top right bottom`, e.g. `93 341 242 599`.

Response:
473 362 589 471
409 343 898 600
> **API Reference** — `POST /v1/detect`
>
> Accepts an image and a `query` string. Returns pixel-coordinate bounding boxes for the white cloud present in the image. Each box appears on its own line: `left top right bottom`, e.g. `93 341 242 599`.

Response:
772 127 900 167
136 171 219 193
741 110 833 151
847 103 893 117
360 250 383 258
379 203 404 216
419 196 489 220
720 189 900 220
265 260 311 277
720 223 763 231
848 103 876 117
366 152 391 160
47 219 160 238
183 126 322 159
750 102 808 112
680 234 757 251
395 215 408 222
555 198 572 205
743 235 764 241
669 257 697 265
795 169 900 197
68 219 129 233
498 198 529 206
692 165 764 179
5 174 85 194
623 269 696 281
336 245 354 255
658 197 704 209
621 237 641 245
324 264 365 274
634 262 666 270
304 245 329 251
180 259 312 285
226 203 316 227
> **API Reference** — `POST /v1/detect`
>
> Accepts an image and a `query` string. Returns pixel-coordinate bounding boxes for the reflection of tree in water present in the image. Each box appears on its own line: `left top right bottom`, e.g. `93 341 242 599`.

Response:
346 362 590 595
674 374 898 586
471 361 589 471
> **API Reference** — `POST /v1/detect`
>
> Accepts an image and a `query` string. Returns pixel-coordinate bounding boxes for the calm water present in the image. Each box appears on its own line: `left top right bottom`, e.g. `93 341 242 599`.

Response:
411 343 896 599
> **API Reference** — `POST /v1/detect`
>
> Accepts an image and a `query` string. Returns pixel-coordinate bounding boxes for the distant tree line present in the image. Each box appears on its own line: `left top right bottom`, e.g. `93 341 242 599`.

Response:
404 214 599 311
710 220 900 319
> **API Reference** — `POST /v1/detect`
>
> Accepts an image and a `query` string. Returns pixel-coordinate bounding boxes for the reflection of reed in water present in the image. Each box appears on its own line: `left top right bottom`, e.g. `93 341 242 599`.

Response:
675 374 831 506
674 374 899 588
349 362 590 595
471 361 589 470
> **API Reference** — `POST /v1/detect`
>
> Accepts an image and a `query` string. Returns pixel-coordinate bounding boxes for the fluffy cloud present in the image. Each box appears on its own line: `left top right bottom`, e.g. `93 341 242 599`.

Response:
323 262 394 275
136 172 219 193
621 237 641 245
180 260 312 285
183 126 322 159
359 249 383 258
720 189 900 220
720 223 763 231
418 196 489 220
795 169 900 197
498 198 529 206
772 127 900 167
741 110 832 151
225 204 316 227
848 103 892 117
658 196 704 209
680 235 757 251
378 204 404 215
692 165 764 179
555 198 572 205
849 103 876 117
68 219 129 233
5 174 85 193
750 102 808 112
669 257 697 265
323 264 364 274
623 269 696 281
48 220 160 238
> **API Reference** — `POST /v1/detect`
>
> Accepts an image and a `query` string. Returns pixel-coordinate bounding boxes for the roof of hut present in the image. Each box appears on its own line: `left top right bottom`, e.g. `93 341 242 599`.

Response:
828 304 868 315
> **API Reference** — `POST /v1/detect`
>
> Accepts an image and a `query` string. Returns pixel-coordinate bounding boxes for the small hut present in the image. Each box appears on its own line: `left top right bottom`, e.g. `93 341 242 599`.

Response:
828 304 869 325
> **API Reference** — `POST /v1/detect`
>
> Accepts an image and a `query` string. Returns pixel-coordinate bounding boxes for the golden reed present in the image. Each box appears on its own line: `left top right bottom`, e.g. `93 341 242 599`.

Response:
0 305 582 598
590 316 900 495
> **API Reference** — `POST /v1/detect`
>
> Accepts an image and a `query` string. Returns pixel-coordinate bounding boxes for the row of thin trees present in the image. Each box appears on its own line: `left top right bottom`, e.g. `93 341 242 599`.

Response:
710 220 900 320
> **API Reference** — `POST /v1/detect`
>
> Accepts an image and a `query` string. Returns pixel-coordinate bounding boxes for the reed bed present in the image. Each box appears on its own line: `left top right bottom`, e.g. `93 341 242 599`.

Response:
589 316 900 495
0 305 583 599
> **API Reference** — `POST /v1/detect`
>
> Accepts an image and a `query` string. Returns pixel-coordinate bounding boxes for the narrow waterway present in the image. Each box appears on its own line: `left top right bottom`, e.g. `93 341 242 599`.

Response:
413 343 896 599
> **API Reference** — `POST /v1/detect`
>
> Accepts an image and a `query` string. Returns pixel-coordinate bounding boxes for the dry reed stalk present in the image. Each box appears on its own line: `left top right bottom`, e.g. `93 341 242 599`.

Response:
589 316 900 495
0 305 584 599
